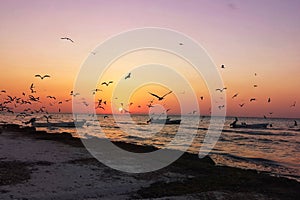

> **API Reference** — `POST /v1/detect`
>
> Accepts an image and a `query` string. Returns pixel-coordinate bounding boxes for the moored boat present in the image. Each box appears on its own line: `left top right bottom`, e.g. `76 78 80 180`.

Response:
148 117 181 125
230 123 269 129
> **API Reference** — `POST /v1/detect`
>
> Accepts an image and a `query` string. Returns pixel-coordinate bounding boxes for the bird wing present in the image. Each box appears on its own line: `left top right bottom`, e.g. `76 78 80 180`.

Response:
35 75 41 78
162 91 172 98
43 75 50 78
148 92 161 99
67 38 74 42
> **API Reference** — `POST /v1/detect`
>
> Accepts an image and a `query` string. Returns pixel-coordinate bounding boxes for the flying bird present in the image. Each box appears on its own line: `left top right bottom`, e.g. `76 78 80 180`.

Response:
253 84 258 88
35 74 50 80
221 64 225 69
61 37 74 43
125 73 131 80
250 98 256 102
46 96 56 100
268 98 271 103
290 101 296 107
70 91 80 97
101 81 113 86
239 103 245 107
200 96 204 100
179 43 184 45
148 91 172 101
216 87 227 92
232 93 239 99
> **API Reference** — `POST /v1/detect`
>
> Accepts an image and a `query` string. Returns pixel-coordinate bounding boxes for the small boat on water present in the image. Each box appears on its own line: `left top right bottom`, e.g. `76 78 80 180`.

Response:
148 117 181 125
33 120 86 128
229 117 268 129
230 123 269 129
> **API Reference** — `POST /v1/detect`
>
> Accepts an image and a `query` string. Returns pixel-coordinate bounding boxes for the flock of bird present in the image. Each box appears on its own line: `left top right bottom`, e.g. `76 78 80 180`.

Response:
0 37 298 125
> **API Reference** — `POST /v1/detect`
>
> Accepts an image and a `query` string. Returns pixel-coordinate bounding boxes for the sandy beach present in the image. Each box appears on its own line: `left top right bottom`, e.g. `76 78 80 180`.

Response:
0 124 299 200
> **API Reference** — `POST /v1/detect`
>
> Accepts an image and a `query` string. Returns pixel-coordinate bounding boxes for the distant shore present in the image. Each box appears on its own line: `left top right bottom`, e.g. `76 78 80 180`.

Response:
1 124 299 200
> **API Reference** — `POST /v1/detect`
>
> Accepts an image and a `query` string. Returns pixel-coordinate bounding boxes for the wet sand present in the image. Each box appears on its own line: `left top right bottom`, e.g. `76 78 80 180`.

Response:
0 124 299 200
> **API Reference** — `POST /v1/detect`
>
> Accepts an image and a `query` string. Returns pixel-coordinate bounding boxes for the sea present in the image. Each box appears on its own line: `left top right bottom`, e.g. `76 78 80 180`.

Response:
1 113 299 182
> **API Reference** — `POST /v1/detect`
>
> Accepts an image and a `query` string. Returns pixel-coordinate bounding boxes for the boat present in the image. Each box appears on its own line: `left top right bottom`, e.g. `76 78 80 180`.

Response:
230 123 269 129
148 117 181 125
33 120 86 128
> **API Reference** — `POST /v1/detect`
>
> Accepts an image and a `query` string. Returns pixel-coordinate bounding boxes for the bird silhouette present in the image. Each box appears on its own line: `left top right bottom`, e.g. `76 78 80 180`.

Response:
268 98 271 103
232 93 239 99
148 91 172 101
35 74 50 80
70 91 80 97
101 81 113 86
61 37 74 43
253 84 258 88
221 64 225 69
46 96 56 100
250 98 256 102
125 73 131 80
290 101 296 107
239 103 245 107
216 87 227 92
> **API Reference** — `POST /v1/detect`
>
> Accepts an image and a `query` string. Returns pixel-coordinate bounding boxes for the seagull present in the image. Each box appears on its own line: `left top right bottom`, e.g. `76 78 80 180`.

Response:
239 103 245 107
125 73 131 80
179 43 184 45
28 95 40 102
1 90 6 93
232 93 239 99
250 98 256 102
30 83 36 93
148 91 172 101
253 84 258 88
90 51 96 55
147 103 154 108
290 101 296 107
46 96 56 100
218 105 225 110
43 115 52 123
216 87 227 92
221 64 225 69
200 96 204 100
268 98 271 103
254 73 257 76
61 37 74 43
101 81 113 86
35 74 50 80
70 91 80 97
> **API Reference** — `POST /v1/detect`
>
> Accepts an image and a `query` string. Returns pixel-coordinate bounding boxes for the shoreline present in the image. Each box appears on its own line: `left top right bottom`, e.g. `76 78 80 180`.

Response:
1 124 300 199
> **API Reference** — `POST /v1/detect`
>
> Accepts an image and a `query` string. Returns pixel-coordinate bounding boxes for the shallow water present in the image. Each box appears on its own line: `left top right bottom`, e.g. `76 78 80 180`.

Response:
1 113 299 181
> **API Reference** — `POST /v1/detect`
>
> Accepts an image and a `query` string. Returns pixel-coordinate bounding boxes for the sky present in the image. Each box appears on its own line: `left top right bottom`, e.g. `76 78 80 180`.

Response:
0 0 299 118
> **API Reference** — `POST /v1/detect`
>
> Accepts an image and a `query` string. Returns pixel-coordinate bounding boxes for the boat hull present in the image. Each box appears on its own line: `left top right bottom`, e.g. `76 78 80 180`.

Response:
230 123 269 129
150 119 181 125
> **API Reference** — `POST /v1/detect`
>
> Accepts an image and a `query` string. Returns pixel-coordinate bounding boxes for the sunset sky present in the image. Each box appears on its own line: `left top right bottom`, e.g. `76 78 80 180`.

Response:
0 0 299 118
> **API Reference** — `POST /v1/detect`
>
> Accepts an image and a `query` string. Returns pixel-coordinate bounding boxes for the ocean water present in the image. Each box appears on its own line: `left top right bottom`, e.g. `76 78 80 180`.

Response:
1 113 299 181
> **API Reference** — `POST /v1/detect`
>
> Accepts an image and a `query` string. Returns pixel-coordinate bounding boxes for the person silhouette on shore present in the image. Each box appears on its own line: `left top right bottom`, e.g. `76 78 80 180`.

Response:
294 120 298 127
24 118 36 126
230 117 238 127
